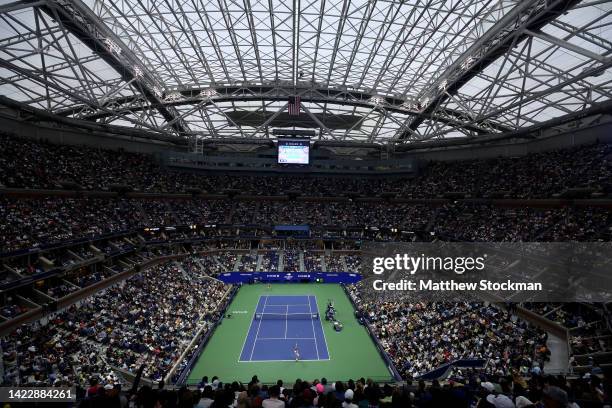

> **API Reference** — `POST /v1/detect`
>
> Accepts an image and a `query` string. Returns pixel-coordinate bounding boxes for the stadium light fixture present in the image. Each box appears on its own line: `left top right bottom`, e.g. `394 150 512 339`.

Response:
402 100 418 111
461 56 474 71
201 88 218 98
152 86 163 98
165 92 183 102
103 38 121 55
369 96 386 105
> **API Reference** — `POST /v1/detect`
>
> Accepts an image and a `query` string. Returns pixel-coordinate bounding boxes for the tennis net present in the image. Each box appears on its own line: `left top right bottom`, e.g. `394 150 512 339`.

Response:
254 312 319 320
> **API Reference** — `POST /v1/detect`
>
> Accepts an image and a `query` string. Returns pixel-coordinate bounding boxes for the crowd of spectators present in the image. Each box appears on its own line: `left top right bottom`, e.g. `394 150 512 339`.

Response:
0 133 610 198
76 371 612 407
2 196 610 255
283 250 301 272
2 259 228 386
2 320 117 389
260 251 279 272
45 282 79 299
0 301 29 319
523 304 607 335
0 196 140 253
432 205 611 242
304 252 323 272
345 256 360 273
523 303 612 362
215 252 238 271
1 134 611 407
348 284 547 380
238 253 259 272
1 246 611 407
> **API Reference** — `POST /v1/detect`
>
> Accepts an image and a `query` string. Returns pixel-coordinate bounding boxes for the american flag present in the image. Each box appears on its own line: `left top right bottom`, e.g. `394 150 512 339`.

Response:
288 96 301 116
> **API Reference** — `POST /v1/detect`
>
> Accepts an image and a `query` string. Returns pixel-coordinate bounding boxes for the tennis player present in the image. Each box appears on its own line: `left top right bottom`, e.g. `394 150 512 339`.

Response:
293 343 300 362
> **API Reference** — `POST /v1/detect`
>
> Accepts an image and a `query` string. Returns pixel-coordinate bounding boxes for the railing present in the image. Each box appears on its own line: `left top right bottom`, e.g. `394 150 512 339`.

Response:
418 359 487 380
1 229 134 258
174 285 239 385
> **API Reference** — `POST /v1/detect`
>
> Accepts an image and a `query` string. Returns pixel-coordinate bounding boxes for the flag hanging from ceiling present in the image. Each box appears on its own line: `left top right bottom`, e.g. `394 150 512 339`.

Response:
288 96 301 116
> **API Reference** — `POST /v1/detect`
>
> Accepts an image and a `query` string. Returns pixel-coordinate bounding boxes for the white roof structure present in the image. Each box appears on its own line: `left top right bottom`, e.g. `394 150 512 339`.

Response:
0 0 611 144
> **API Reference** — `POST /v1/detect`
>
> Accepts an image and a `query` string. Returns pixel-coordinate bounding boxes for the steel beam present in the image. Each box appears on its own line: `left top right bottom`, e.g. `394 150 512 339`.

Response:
400 0 582 140
40 0 189 135
525 29 607 63
55 84 510 135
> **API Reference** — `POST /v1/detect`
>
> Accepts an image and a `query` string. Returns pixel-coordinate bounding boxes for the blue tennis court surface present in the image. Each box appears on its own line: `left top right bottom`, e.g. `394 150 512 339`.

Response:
239 295 330 362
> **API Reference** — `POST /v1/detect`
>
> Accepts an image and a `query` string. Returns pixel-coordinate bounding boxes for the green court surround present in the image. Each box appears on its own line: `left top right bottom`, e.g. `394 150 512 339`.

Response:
186 283 394 384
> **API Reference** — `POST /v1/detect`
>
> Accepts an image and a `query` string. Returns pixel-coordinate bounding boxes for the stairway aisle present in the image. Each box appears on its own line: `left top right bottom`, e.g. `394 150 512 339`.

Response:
544 332 570 374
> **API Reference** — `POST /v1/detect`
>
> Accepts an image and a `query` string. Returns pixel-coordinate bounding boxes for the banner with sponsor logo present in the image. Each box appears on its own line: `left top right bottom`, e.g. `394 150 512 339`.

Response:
217 272 361 284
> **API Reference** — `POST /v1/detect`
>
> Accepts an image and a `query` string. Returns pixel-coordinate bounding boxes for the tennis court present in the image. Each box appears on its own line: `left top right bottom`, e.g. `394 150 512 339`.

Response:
186 284 394 383
239 295 329 362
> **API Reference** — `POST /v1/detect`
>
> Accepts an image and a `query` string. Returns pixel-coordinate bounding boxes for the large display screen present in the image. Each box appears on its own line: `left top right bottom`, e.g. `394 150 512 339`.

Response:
277 139 310 164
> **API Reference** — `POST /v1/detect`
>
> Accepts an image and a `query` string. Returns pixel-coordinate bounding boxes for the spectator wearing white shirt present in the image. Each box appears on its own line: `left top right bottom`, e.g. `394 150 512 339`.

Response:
342 389 358 408
262 385 285 408
196 385 214 408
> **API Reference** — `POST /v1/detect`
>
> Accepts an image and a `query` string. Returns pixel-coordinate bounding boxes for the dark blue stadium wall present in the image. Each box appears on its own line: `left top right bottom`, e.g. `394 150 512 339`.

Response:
217 272 361 284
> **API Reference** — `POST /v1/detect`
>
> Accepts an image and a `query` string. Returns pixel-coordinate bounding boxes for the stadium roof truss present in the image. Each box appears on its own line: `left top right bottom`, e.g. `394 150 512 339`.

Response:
0 0 611 145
